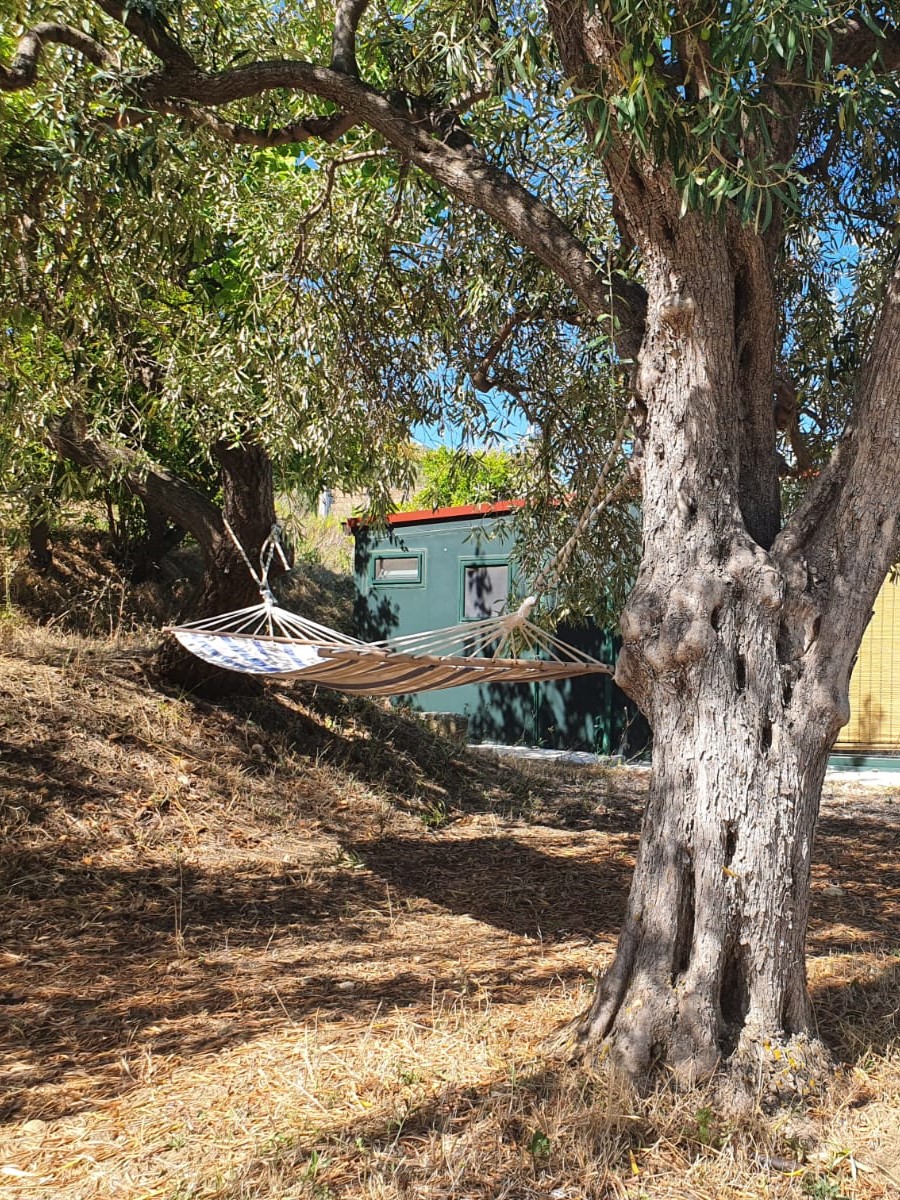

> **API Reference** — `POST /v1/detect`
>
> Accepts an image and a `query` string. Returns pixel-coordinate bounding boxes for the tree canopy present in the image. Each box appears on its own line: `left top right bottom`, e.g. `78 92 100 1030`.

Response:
4 2 894 550
2 2 642 613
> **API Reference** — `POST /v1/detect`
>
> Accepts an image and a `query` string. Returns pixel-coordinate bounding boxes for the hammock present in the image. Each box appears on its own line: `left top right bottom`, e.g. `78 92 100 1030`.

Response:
168 593 613 696
168 428 627 695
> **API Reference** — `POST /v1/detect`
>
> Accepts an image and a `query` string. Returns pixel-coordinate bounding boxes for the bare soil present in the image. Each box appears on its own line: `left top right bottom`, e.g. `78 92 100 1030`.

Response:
0 621 897 1199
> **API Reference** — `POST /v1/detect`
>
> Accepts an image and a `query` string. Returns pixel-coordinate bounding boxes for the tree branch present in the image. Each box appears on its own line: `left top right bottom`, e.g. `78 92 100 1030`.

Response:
287 152 375 276
92 0 197 72
0 4 646 357
48 408 224 552
332 0 371 77
774 254 900 605
0 23 116 91
115 100 356 147
473 310 538 392
760 15 900 207
773 372 813 474
800 125 842 182
832 14 900 71
450 85 496 115
472 306 587 392
132 60 646 354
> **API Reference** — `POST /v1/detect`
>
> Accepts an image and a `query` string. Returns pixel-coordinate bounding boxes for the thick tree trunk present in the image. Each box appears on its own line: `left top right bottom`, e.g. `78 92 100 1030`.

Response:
48 409 225 554
48 412 283 695
179 440 278 616
577 666 836 1091
154 440 281 693
574 218 859 1093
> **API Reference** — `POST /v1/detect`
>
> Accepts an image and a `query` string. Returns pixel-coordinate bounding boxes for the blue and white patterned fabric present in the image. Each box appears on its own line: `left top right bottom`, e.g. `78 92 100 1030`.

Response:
174 631 330 676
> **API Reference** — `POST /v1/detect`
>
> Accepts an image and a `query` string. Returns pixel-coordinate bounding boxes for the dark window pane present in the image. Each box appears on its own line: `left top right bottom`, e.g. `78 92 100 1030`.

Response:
463 564 509 619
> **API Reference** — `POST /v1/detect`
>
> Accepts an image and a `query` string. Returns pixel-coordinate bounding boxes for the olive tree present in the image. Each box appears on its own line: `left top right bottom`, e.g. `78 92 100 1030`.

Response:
1 38 461 622
4 1 900 1091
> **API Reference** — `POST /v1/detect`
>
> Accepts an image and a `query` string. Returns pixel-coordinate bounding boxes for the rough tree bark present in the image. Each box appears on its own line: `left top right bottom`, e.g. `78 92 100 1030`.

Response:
153 439 281 691
48 412 282 693
542 9 900 1089
573 244 900 1088
570 212 847 1089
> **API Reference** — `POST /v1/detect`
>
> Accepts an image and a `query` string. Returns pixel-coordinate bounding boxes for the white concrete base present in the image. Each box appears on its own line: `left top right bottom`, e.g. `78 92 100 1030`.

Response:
468 743 626 768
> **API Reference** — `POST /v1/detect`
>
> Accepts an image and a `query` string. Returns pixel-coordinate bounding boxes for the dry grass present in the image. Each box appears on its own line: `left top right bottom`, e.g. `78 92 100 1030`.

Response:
0 620 898 1200
2 532 193 636
2 518 356 640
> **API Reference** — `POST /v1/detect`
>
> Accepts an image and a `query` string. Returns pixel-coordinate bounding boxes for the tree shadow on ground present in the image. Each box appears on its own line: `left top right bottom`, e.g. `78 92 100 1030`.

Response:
212 946 900 1200
3 641 898 1136
811 958 900 1062
0 840 597 1123
0 738 124 822
191 685 553 822
2 812 897 1127
213 959 900 1200
809 812 900 952
216 1064 642 1200
350 833 634 941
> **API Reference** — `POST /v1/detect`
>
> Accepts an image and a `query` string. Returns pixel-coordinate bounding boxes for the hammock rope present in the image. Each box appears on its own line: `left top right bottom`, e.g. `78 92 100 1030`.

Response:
167 439 629 696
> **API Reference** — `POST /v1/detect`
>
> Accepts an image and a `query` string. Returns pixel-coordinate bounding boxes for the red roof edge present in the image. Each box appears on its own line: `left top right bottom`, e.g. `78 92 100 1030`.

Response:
345 498 524 532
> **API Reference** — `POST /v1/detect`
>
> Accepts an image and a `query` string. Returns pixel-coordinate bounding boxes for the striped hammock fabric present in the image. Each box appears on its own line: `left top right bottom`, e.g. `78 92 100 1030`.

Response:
167 599 613 696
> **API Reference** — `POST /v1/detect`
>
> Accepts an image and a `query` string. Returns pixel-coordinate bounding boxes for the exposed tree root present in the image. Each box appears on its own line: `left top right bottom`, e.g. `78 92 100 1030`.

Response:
550 1005 836 1114
724 1025 835 1111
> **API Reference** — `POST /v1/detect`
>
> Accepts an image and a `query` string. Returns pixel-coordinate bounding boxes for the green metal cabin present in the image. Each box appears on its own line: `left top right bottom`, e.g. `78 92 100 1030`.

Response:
349 502 648 755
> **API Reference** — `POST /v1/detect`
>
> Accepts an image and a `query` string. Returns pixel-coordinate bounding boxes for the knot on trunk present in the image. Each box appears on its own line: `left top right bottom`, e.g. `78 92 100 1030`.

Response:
644 611 716 671
618 576 728 686
726 541 784 610
657 287 696 336
806 676 851 733
776 600 822 665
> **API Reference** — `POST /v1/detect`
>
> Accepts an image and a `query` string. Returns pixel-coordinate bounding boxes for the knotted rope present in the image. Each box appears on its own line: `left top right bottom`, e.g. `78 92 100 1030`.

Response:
222 520 292 634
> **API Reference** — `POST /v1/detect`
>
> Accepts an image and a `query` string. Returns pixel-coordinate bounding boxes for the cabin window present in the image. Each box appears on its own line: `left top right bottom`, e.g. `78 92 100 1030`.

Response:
373 554 422 584
463 563 509 620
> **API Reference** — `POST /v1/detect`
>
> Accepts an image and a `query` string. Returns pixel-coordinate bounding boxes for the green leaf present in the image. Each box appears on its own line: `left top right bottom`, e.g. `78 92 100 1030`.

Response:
528 1131 551 1159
